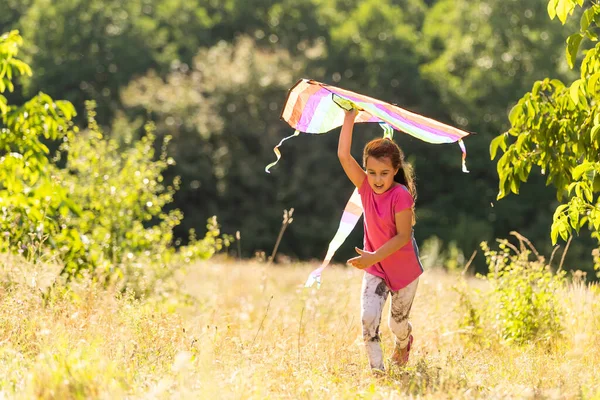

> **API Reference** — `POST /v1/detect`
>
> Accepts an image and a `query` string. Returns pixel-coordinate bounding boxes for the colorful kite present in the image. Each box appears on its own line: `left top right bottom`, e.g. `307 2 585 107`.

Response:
266 79 471 288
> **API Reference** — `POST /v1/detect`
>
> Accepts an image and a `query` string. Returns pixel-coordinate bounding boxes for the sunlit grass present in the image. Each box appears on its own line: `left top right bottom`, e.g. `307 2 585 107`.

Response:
0 256 599 399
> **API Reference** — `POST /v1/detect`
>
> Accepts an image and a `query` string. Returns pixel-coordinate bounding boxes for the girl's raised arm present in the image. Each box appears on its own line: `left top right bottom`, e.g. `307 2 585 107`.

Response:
337 110 366 188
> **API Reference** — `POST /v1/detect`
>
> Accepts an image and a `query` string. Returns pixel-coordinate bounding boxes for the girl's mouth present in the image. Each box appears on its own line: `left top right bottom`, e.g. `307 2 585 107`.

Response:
374 184 384 190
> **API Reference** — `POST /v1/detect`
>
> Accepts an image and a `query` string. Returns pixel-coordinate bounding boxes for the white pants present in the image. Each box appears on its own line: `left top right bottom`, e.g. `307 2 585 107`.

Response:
360 272 419 370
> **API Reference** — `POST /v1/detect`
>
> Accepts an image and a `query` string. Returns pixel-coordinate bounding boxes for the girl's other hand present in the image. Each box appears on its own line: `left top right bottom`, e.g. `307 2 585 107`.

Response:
347 247 376 270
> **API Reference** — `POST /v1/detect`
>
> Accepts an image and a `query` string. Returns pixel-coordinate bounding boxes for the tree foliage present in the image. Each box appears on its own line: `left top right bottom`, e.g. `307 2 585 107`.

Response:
120 37 319 256
492 0 600 273
0 30 77 260
1 31 223 287
3 0 599 273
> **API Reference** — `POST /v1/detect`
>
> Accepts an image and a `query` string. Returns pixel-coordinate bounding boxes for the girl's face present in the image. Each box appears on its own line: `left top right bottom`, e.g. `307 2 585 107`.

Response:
365 156 398 194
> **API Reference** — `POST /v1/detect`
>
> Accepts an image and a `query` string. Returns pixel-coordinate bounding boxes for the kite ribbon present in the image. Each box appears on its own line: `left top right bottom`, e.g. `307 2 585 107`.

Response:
459 139 469 173
305 187 363 288
265 130 300 173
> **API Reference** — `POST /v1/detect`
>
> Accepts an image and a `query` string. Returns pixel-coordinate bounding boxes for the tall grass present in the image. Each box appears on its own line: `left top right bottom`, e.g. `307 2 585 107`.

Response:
0 255 599 399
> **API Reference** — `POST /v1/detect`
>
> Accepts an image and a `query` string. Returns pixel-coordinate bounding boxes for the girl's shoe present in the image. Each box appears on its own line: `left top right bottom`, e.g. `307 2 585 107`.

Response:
390 334 413 367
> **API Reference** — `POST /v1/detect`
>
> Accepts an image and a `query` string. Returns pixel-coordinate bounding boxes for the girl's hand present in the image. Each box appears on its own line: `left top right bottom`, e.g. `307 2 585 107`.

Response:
347 247 377 270
344 108 358 119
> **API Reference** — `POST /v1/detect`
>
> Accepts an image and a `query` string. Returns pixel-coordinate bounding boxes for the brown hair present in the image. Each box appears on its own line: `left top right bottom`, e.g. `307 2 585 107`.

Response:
362 138 417 202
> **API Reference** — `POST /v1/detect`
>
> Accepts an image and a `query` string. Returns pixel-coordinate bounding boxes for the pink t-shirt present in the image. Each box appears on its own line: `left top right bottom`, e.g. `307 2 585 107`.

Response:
358 178 423 291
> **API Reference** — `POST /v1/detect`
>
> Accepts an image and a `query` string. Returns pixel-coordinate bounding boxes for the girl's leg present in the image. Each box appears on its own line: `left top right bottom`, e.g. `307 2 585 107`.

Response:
388 278 419 364
361 272 389 371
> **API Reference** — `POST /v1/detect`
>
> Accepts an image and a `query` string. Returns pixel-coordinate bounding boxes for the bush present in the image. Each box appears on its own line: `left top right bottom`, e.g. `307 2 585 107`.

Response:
0 30 77 262
482 238 566 345
455 234 566 346
55 102 185 277
1 31 228 293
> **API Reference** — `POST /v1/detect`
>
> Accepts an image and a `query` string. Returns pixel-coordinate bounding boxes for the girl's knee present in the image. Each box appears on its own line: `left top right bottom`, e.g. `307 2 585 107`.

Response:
362 324 381 342
361 313 377 331
389 319 412 340
361 313 381 341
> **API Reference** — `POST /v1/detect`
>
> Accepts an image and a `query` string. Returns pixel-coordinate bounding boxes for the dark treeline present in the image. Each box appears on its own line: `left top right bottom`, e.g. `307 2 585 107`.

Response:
2 0 595 273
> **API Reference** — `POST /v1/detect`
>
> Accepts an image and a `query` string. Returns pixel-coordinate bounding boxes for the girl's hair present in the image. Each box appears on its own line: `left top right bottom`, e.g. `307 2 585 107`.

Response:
362 138 417 202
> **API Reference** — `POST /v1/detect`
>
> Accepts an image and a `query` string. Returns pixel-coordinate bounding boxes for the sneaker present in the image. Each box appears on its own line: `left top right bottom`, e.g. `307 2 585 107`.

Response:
390 334 413 367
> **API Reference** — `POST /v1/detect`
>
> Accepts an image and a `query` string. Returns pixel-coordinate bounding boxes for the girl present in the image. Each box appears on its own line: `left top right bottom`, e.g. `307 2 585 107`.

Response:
338 108 423 372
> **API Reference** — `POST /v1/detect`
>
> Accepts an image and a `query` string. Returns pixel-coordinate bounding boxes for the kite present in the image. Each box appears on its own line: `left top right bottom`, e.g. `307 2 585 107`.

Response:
265 79 471 288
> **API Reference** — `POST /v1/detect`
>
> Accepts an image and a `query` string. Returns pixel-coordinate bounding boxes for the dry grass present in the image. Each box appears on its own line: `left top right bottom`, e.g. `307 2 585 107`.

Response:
1 256 599 399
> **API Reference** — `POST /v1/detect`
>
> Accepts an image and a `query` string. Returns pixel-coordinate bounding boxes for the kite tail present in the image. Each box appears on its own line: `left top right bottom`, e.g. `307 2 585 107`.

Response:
305 188 363 288
265 130 300 173
379 122 394 139
458 139 469 173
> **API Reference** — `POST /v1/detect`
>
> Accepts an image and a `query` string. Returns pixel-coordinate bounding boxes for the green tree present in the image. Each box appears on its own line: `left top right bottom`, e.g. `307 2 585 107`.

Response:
492 0 600 274
0 30 77 258
1 31 223 287
415 0 584 260
0 0 31 34
121 37 329 257
422 0 575 132
17 0 217 124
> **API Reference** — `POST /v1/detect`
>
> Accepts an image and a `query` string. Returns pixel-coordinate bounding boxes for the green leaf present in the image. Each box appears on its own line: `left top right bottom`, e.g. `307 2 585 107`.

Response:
525 100 535 118
566 33 584 69
591 125 600 142
550 79 566 89
585 30 599 41
559 218 570 241
532 81 542 96
570 79 581 104
593 213 600 231
584 185 593 202
554 204 568 218
508 103 523 126
569 205 580 231
556 0 576 24
587 72 600 93
510 178 520 194
567 181 578 195
497 173 509 200
0 95 7 115
581 7 594 31
576 181 583 198
490 134 507 160
548 0 558 19
594 175 600 192
572 163 589 180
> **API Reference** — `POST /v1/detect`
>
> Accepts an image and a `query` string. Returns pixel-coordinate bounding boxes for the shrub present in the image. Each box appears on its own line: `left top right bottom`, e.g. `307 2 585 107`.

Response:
1 31 228 292
55 102 184 276
0 30 77 262
482 239 566 345
455 234 566 346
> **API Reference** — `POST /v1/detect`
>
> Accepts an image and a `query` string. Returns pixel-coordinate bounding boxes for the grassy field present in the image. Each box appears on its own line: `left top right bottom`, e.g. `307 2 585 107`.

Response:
1 256 599 399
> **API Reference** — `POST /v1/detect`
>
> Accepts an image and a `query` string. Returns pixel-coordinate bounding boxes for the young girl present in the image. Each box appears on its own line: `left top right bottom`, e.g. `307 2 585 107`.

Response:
338 108 423 372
